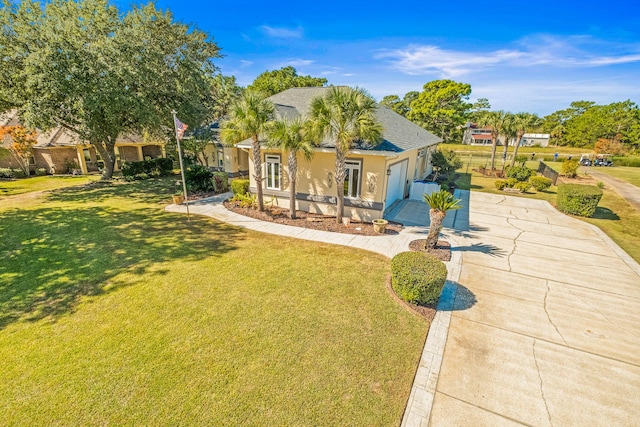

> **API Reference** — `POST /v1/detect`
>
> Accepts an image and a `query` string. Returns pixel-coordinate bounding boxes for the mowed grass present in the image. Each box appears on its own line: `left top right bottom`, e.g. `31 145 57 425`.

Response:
584 165 640 187
0 177 427 426
454 153 640 263
0 174 100 197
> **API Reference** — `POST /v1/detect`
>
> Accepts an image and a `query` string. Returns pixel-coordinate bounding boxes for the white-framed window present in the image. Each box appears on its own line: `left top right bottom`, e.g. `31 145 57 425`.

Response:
217 149 224 169
83 148 92 163
265 154 281 190
344 159 362 198
415 148 426 179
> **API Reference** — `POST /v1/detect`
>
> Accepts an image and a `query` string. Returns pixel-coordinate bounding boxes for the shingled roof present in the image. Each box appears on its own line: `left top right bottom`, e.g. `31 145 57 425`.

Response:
248 87 442 153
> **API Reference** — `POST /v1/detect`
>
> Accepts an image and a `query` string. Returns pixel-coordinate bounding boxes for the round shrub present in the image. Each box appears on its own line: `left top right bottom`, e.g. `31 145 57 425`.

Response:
506 177 518 188
231 179 250 195
495 180 507 190
529 176 552 191
185 164 214 192
505 165 533 182
391 252 447 305
514 181 531 192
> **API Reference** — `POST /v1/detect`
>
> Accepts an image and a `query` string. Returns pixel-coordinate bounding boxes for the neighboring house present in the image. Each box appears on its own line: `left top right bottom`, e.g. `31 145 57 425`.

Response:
231 87 442 221
520 133 550 147
198 122 250 179
462 126 507 146
1 110 166 174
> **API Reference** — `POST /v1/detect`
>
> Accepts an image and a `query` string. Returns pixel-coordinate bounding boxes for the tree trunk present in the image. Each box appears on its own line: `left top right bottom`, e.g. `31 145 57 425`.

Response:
510 131 525 167
424 209 446 249
94 139 117 180
490 135 498 171
288 151 297 219
334 146 346 224
501 135 509 169
251 136 264 211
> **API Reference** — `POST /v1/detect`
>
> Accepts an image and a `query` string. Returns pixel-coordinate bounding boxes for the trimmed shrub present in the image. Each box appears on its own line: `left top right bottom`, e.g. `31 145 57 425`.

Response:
35 168 48 176
231 179 250 195
391 251 447 305
495 180 508 190
121 158 174 179
12 168 27 178
505 165 533 182
557 184 603 217
185 164 213 192
506 177 518 188
0 168 14 178
529 176 552 191
561 159 579 178
212 171 229 193
514 181 531 192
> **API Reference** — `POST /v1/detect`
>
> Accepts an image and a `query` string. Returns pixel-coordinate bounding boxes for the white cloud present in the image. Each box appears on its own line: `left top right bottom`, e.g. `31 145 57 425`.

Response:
283 58 314 67
375 36 640 77
260 25 304 39
239 60 253 67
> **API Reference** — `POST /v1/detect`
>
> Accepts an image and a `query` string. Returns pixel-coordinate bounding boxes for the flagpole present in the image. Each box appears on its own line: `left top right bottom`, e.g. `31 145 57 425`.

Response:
171 110 190 222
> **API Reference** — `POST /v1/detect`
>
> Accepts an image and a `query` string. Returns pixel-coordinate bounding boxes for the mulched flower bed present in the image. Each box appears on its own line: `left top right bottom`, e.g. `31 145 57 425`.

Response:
223 200 403 236
385 276 437 321
408 239 452 262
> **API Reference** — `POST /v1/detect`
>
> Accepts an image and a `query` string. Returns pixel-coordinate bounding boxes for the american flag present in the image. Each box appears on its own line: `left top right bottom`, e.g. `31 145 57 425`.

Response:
174 116 188 140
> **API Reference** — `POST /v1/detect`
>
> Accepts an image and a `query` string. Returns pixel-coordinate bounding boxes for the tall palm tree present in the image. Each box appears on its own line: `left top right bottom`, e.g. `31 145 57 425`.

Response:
266 117 315 219
308 86 383 224
500 114 516 171
477 110 509 171
510 113 542 167
220 91 275 212
423 190 462 249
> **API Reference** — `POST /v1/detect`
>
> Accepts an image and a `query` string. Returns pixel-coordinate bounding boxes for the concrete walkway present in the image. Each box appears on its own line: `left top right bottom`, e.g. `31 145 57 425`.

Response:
583 167 640 211
166 191 640 426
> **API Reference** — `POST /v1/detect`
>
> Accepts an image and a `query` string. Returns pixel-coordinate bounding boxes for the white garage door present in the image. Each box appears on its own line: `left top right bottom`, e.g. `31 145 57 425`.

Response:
386 160 407 208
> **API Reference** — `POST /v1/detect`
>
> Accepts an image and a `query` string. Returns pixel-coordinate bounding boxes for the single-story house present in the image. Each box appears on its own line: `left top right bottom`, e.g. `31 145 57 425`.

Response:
1 110 166 174
232 87 442 221
520 133 550 147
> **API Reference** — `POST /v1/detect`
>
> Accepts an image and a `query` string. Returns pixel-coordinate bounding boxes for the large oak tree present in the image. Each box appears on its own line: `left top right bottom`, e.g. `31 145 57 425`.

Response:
0 0 220 179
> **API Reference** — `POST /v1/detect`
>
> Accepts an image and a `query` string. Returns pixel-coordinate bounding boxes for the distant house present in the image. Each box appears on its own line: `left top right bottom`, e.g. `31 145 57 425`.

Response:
520 133 550 147
229 87 442 221
1 110 166 174
462 127 494 146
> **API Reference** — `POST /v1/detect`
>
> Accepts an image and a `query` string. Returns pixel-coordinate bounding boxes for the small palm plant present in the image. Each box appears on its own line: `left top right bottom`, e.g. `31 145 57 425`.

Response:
423 190 462 250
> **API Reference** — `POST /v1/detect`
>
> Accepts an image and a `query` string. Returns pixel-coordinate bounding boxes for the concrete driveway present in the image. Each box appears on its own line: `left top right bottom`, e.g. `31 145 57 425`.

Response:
430 192 640 426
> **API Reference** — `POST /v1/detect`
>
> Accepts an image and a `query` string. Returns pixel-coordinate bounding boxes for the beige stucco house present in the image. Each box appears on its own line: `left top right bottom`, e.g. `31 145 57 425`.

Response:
1 110 166 174
231 87 442 221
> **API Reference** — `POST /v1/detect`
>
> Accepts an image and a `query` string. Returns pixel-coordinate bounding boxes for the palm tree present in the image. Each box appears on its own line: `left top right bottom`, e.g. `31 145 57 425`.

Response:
220 91 275 212
500 114 516 172
477 110 509 171
423 190 462 249
510 113 542 167
266 117 315 219
308 86 383 224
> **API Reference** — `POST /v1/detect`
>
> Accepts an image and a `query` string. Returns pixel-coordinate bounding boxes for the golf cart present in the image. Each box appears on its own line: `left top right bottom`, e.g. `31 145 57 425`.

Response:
579 154 593 166
594 154 613 166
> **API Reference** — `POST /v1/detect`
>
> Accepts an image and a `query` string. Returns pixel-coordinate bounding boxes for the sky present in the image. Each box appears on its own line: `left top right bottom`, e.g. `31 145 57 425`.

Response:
121 0 640 116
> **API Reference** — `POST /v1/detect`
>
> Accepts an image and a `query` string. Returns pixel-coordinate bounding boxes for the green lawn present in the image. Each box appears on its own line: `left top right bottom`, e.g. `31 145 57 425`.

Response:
0 177 426 426
0 174 100 197
582 165 640 187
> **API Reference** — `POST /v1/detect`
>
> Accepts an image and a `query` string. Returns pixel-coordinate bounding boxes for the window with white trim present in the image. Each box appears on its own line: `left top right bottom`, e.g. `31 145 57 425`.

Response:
265 154 281 189
344 159 362 198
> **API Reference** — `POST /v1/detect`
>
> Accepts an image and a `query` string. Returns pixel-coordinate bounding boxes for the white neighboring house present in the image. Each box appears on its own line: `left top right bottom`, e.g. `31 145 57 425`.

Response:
520 133 550 147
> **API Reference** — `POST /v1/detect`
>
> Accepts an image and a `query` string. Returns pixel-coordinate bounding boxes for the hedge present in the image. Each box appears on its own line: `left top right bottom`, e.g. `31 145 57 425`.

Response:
557 184 603 217
231 179 250 195
391 252 447 305
121 158 173 179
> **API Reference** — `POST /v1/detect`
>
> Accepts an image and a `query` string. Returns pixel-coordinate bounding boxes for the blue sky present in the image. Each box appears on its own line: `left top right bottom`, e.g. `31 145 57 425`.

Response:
127 0 639 116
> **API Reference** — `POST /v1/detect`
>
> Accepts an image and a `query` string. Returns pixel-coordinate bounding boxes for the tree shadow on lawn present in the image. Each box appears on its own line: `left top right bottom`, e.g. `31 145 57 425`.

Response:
0 203 243 329
46 178 177 206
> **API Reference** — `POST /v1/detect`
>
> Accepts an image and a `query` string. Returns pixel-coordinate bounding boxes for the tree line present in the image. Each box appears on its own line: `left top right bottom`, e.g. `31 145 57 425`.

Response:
2 0 638 184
